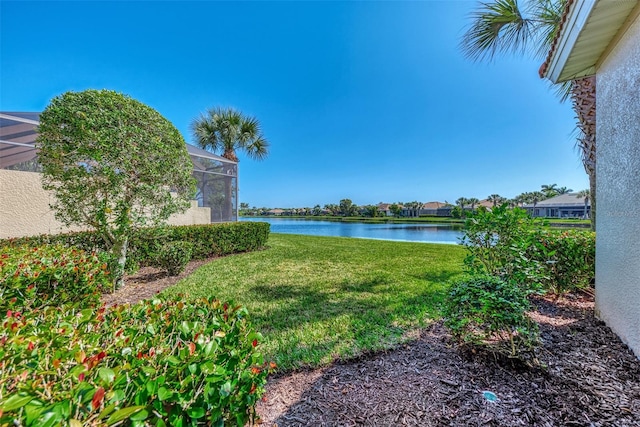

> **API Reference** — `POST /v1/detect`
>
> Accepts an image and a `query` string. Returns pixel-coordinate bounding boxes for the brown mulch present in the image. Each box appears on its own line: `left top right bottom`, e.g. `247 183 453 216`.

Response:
102 270 640 426
101 257 218 306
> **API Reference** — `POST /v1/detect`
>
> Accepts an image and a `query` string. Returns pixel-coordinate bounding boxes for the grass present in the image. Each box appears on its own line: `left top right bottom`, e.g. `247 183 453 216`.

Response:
164 233 465 371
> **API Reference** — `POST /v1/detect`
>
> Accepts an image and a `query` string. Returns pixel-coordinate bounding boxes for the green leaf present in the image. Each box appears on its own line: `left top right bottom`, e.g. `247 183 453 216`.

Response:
187 406 206 419
98 367 116 384
1 393 34 411
219 381 232 397
203 340 218 356
166 355 181 366
129 408 149 421
157 387 174 402
105 406 145 425
97 402 117 420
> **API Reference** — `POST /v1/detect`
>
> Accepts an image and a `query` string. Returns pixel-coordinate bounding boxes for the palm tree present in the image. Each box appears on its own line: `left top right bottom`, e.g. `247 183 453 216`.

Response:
467 197 480 211
487 194 503 207
461 0 596 231
541 183 559 198
557 186 573 194
530 191 546 217
191 107 269 221
456 197 468 210
577 189 590 219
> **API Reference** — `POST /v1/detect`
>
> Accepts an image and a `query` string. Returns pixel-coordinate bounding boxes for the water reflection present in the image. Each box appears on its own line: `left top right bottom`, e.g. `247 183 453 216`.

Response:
240 218 463 244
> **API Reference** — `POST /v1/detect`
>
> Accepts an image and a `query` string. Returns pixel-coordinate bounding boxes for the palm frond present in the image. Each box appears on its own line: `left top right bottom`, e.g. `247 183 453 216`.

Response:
191 106 269 162
529 0 566 58
461 0 534 62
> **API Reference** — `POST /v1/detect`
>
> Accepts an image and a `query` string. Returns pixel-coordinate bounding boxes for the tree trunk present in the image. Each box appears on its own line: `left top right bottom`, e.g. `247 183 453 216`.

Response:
112 236 129 290
571 76 596 231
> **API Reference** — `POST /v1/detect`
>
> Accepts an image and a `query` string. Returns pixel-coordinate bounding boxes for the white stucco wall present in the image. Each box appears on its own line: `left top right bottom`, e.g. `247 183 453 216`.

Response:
595 14 640 358
0 170 211 239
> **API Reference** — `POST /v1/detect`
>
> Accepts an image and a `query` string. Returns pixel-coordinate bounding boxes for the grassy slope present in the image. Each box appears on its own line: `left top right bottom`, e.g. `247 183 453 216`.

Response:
165 234 465 371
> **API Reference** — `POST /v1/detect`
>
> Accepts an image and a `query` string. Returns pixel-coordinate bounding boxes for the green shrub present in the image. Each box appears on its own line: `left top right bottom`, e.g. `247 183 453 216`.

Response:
156 241 193 276
527 229 595 294
0 244 111 312
0 296 271 426
443 275 539 362
0 222 271 273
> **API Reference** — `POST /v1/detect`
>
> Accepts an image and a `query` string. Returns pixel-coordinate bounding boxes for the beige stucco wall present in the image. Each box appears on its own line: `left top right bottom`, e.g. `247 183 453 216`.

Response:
595 14 640 358
0 169 211 239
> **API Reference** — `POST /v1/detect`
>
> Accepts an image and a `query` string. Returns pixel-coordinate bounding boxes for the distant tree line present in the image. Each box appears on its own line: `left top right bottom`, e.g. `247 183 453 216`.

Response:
240 184 589 220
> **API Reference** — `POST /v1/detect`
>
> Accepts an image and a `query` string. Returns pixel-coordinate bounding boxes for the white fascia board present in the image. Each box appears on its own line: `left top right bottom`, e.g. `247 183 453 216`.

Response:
547 0 598 83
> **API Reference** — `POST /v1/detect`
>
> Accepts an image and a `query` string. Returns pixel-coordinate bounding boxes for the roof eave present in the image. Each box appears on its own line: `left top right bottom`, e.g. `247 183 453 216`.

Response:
546 0 597 83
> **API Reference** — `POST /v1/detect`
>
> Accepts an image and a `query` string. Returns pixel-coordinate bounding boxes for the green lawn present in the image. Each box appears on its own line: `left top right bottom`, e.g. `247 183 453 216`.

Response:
164 234 465 371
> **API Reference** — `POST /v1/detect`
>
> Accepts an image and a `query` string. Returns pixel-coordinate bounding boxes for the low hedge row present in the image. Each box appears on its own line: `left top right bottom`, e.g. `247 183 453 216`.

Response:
0 222 271 273
0 296 271 426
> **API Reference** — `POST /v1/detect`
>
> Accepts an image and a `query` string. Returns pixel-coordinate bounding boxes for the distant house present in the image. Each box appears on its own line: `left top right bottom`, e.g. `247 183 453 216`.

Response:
523 193 590 218
420 201 450 216
477 199 494 209
540 1 640 358
377 203 395 217
267 209 285 216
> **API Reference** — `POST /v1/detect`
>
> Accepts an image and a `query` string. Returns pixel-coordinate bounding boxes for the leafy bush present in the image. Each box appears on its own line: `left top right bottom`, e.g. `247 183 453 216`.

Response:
527 229 595 294
462 205 538 276
0 296 271 426
156 241 193 276
0 244 111 312
0 221 271 274
443 275 539 362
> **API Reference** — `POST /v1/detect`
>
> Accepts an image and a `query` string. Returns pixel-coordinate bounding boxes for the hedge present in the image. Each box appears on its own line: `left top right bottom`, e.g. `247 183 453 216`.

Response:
0 244 112 312
0 222 271 273
0 296 271 426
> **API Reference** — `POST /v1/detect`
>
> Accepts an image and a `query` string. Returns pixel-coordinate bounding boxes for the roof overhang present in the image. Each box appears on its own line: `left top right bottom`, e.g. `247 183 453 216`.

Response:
543 0 640 83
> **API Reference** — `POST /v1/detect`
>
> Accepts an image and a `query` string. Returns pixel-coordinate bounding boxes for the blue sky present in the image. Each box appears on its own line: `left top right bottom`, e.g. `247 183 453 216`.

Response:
1 1 588 208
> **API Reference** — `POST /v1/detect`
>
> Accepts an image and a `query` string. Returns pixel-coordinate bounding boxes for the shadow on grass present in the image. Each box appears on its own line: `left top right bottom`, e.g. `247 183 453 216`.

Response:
249 274 450 369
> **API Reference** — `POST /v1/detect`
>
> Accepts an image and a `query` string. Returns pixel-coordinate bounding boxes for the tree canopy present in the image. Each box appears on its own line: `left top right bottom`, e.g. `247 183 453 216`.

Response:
37 89 196 287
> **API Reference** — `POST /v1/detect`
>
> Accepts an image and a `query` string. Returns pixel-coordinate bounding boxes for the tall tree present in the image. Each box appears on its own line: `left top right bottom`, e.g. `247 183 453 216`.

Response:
530 191 546 217
487 194 504 207
456 197 468 210
389 203 403 218
339 199 358 217
467 197 480 210
191 107 269 221
556 186 573 195
405 201 422 217
541 183 559 198
363 205 380 218
37 90 196 288
577 189 590 219
461 0 596 230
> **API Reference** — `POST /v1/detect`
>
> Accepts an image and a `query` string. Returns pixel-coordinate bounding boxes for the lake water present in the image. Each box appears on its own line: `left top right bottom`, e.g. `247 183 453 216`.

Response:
241 217 463 244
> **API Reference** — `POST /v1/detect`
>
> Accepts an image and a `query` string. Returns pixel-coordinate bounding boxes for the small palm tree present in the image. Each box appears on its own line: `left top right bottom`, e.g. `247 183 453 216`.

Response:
192 107 269 221
577 189 590 219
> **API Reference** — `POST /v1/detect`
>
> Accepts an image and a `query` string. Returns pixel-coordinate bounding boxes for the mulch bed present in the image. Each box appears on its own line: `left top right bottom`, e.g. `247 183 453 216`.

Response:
102 262 640 426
